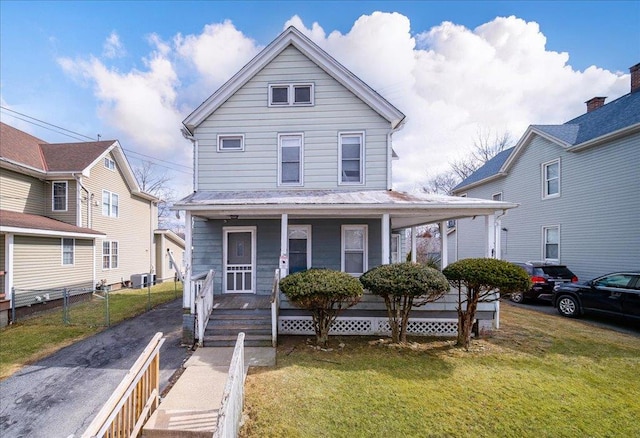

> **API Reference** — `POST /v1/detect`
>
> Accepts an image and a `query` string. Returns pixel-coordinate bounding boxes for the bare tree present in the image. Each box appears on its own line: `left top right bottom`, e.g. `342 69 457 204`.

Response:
133 161 176 229
423 127 512 195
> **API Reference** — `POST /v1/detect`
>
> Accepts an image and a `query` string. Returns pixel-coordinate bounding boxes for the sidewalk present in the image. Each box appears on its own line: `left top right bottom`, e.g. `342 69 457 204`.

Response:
142 346 276 437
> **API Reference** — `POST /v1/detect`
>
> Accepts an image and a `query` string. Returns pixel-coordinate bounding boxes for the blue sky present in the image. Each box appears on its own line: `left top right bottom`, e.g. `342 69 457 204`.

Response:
1 1 638 192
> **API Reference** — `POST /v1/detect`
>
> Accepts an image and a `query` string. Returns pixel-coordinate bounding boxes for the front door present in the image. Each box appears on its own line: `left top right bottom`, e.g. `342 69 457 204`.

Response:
223 227 256 294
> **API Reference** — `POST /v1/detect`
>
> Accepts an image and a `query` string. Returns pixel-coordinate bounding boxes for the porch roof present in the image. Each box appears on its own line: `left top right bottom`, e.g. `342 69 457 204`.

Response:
173 189 518 229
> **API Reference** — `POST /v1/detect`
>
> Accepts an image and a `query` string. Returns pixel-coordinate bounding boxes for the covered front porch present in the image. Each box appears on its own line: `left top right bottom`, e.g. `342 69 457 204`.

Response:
174 189 517 345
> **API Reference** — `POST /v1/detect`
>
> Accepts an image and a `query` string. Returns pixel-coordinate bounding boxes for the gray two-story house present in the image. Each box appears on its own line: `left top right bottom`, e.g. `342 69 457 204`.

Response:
175 27 517 345
449 63 640 282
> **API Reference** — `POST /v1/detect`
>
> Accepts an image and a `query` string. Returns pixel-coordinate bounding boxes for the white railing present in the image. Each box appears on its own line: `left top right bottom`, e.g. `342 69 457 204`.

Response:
82 332 165 438
270 269 280 347
214 332 245 438
194 269 215 347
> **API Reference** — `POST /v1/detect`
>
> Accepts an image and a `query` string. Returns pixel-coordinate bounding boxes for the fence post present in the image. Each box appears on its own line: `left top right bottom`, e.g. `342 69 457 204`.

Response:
147 280 151 311
11 287 16 324
106 289 110 327
63 288 68 325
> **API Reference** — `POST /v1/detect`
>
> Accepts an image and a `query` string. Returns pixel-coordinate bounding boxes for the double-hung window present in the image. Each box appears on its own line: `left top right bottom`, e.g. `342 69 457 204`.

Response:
102 241 119 269
342 225 368 275
269 83 314 106
288 225 311 274
52 181 68 211
543 226 559 262
217 134 244 152
339 132 364 184
278 133 303 186
542 159 560 198
391 233 401 264
62 238 74 265
102 190 119 217
104 157 115 170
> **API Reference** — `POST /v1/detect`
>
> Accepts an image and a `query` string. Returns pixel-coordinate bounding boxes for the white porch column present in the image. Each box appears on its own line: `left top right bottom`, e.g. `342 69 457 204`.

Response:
4 234 14 306
485 214 496 258
411 226 417 262
280 213 288 278
184 211 193 312
381 214 390 264
495 218 502 260
440 221 448 269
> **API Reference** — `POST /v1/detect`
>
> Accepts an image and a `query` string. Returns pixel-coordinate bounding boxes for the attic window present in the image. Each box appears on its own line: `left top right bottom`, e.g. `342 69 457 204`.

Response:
269 83 314 106
218 134 245 152
104 157 115 171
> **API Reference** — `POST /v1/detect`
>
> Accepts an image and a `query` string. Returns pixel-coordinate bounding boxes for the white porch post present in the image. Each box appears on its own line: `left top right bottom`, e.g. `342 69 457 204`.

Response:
280 213 288 278
381 214 390 264
184 210 193 312
411 226 417 262
495 218 502 260
440 221 448 269
485 214 496 258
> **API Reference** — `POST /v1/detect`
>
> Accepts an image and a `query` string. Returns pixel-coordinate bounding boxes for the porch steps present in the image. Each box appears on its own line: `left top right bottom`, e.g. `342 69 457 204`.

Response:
204 308 272 347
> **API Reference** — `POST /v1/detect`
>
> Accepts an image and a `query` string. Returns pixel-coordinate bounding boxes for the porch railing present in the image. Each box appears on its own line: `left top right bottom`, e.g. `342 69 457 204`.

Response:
270 269 281 347
193 269 215 347
213 332 245 438
82 332 165 438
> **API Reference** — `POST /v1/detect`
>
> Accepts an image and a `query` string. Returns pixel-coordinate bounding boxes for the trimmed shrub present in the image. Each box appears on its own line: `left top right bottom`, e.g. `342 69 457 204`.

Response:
360 262 449 343
443 258 531 349
280 269 363 346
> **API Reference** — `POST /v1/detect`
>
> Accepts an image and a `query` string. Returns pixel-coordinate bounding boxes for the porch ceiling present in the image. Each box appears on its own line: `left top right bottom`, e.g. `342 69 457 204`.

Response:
173 189 518 229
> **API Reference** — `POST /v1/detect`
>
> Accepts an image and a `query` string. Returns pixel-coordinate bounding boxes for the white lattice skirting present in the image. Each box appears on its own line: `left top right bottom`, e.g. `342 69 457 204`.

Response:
279 316 458 336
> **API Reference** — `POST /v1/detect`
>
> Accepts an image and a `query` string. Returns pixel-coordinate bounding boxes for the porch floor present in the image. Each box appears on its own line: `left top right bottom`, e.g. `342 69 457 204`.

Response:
213 293 270 310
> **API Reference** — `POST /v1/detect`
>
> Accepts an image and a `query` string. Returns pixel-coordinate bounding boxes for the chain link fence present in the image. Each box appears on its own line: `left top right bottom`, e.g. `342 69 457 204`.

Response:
9 276 181 327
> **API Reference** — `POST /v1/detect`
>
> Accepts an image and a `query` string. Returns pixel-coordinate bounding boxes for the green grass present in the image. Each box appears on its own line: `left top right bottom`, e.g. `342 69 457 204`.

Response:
0 282 181 380
241 305 640 438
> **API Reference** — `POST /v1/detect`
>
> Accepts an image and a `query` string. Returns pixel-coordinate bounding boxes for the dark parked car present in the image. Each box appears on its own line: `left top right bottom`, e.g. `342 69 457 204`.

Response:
553 272 640 321
510 262 578 303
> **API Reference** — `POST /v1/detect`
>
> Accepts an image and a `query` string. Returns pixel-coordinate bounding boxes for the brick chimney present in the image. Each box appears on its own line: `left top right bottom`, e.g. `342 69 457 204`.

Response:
585 96 606 112
631 62 640 93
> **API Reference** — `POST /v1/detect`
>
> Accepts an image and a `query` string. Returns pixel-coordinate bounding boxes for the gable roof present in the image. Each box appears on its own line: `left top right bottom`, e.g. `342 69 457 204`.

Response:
454 89 640 192
0 122 157 201
183 26 405 132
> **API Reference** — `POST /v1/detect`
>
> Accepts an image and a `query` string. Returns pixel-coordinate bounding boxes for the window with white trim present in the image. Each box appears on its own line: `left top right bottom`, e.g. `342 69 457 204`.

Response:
52 181 68 211
543 226 559 262
104 157 115 171
102 241 119 269
62 238 74 265
391 233 401 263
268 83 314 106
339 132 364 184
542 159 560 198
278 133 303 185
342 225 368 275
217 134 244 152
102 190 119 217
492 192 503 201
288 225 311 274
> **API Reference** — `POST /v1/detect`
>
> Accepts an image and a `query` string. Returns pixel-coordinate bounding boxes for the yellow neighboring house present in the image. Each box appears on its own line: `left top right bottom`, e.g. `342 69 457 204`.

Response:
0 122 162 324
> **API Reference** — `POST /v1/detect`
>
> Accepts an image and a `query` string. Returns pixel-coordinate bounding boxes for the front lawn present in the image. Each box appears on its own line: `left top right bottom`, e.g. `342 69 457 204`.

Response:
241 305 640 437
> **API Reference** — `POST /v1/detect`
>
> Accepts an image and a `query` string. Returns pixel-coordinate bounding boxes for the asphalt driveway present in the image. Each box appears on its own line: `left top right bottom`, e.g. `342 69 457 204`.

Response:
0 298 190 438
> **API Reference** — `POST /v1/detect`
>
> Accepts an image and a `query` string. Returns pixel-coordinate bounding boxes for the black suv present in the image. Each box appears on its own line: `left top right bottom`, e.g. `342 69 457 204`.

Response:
553 271 640 321
510 262 578 303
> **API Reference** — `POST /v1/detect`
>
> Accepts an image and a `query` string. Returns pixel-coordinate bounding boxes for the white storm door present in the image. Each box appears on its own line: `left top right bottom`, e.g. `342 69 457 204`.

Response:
223 227 256 294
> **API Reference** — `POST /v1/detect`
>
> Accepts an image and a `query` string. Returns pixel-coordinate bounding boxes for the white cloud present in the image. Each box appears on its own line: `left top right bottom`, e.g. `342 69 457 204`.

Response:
58 13 630 195
103 31 125 58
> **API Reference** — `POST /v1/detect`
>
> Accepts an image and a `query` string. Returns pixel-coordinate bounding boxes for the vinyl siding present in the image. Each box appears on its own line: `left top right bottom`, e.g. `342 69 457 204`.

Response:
46 179 78 225
0 169 45 215
83 152 155 286
454 131 640 280
194 45 392 191
12 235 94 293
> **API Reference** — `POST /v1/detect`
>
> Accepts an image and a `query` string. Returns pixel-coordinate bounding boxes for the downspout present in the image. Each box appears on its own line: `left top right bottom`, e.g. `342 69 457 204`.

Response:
73 174 91 228
386 120 405 191
493 208 508 331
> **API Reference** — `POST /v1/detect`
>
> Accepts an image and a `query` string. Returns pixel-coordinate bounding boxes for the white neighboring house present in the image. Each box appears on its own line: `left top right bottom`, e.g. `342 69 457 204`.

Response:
449 63 640 282
174 26 518 344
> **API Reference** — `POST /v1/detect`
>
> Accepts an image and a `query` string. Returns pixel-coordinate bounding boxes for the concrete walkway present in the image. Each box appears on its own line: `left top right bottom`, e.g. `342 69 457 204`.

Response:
142 346 275 437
